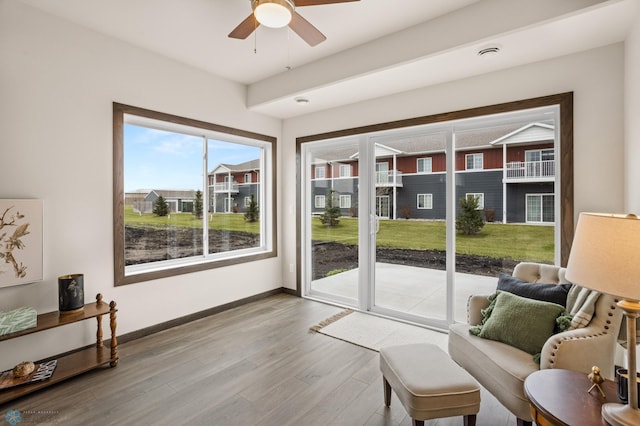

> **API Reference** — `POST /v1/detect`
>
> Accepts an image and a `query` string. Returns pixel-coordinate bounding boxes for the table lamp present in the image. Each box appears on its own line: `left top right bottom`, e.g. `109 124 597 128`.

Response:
566 212 640 426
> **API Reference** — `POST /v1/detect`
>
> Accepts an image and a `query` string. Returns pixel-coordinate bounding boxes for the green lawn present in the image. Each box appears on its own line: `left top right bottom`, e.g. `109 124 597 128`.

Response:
312 218 554 263
124 206 260 233
125 207 554 263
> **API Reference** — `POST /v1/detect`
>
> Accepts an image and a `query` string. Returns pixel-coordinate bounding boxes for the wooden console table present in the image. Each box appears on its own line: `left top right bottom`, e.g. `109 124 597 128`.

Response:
524 369 617 426
0 294 118 404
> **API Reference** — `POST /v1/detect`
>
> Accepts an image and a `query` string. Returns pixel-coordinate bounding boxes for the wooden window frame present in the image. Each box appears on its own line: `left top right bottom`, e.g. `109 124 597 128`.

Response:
113 103 277 286
296 92 574 290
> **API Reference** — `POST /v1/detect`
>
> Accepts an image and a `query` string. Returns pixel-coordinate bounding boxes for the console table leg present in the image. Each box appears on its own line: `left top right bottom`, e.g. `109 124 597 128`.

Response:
96 294 104 347
109 300 118 367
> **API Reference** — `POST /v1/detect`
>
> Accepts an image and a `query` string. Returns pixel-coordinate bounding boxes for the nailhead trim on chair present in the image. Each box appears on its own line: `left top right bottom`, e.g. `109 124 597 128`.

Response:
546 302 619 365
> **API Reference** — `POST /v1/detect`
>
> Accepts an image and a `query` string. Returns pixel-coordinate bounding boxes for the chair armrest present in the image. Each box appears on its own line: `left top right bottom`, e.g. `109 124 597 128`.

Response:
467 295 491 326
540 327 619 379
541 293 622 379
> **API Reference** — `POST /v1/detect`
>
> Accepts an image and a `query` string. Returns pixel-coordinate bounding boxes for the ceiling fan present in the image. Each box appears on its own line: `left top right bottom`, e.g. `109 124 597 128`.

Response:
228 0 360 47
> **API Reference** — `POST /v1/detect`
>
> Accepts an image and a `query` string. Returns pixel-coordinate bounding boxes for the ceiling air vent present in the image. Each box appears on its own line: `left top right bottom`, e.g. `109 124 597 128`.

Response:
477 46 500 57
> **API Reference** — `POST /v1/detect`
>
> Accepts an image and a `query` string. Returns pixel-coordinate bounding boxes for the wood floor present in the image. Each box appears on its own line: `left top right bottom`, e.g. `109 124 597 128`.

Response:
0 294 516 425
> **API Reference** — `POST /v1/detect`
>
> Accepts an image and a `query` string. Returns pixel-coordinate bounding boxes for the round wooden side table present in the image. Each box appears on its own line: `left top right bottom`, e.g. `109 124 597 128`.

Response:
524 369 619 426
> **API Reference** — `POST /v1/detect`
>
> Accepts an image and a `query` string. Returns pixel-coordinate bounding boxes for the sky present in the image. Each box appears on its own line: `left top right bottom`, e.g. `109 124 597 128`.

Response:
124 124 261 192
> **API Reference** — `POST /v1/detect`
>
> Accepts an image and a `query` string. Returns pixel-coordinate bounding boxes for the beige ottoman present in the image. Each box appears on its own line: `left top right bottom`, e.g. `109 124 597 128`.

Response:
379 343 480 426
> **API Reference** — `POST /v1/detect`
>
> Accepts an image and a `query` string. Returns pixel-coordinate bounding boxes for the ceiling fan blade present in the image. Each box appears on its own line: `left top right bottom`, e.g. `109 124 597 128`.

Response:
289 12 326 46
295 0 360 6
228 14 258 39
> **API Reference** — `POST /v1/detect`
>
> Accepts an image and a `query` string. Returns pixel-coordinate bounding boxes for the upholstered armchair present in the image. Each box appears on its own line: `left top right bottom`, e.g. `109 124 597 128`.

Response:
448 262 623 426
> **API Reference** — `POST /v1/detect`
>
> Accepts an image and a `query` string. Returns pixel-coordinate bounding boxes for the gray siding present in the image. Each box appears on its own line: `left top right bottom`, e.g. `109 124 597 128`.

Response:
309 172 552 224
455 170 504 222
311 178 359 216
211 183 260 213
396 170 503 221
396 173 446 219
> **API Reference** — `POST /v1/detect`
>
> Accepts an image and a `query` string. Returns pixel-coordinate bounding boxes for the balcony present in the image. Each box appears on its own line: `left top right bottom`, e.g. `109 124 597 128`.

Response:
376 170 403 187
505 160 555 182
213 182 239 193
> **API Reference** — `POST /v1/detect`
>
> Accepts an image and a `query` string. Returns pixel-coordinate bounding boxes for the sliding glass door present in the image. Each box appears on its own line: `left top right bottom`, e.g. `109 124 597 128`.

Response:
301 100 565 328
304 137 361 306
369 129 452 325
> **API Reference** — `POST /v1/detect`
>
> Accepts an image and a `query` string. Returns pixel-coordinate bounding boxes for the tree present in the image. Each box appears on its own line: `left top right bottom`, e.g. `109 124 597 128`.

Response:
153 195 169 217
319 189 341 226
456 195 484 235
244 194 259 222
193 190 203 219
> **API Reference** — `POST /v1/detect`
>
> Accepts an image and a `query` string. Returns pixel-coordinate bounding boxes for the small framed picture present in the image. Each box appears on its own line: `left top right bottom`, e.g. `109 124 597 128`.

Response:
0 199 43 288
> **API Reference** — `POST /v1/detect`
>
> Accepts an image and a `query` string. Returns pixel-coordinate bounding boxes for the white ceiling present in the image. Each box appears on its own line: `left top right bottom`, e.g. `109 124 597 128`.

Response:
18 0 639 119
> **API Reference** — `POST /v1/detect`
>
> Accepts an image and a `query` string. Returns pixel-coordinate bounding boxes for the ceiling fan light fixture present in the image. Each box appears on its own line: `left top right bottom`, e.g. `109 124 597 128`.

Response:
252 0 294 29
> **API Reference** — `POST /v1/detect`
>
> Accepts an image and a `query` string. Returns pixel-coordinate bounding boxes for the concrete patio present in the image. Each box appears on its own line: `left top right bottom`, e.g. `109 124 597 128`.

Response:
310 262 499 323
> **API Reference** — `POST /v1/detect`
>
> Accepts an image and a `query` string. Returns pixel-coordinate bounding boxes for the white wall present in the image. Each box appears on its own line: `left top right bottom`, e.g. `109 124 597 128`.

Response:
625 11 640 213
281 43 626 290
0 1 282 369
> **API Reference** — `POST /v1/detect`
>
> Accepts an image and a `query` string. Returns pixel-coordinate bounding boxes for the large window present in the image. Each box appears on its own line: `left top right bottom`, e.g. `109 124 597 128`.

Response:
465 193 485 210
113 103 276 286
465 153 484 170
417 194 433 209
417 157 432 174
339 194 352 209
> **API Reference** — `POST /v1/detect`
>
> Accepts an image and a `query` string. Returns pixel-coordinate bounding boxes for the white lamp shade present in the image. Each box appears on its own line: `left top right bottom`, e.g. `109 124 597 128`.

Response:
566 213 640 300
254 1 293 28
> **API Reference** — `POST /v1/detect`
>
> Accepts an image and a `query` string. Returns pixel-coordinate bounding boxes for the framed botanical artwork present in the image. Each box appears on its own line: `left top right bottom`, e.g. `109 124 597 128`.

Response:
0 199 43 288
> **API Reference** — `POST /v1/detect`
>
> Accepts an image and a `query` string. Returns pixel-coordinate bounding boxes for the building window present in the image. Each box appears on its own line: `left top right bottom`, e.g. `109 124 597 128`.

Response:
526 194 555 223
113 103 276 286
339 194 351 209
244 173 252 183
465 193 485 209
465 153 483 170
339 164 351 177
315 195 326 209
315 166 326 179
417 194 433 209
417 157 432 174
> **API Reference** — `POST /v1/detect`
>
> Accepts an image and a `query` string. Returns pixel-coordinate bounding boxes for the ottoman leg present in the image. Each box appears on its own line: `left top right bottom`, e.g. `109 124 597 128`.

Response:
464 414 477 426
412 420 424 426
383 377 391 406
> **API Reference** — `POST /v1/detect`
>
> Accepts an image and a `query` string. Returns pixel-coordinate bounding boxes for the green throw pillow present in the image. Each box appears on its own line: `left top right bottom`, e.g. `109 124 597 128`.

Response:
470 291 568 358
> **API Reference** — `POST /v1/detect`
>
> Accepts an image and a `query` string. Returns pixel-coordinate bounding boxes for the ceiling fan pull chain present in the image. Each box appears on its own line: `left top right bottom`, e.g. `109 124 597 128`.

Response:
286 27 292 70
254 24 258 54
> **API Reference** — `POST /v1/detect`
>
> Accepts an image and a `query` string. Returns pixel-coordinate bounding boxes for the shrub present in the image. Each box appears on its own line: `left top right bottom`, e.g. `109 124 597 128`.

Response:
400 205 411 219
319 189 341 226
483 208 495 222
193 190 203 219
152 195 169 217
326 268 349 277
456 195 484 235
244 194 259 222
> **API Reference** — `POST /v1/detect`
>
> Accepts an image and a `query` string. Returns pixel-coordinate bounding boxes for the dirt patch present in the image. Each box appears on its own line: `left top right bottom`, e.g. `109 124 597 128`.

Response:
125 226 259 265
312 241 518 280
124 226 518 278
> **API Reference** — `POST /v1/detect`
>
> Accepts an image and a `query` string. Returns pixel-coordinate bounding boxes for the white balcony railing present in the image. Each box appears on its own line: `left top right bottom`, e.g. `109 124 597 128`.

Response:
505 160 555 180
213 182 239 193
376 170 403 187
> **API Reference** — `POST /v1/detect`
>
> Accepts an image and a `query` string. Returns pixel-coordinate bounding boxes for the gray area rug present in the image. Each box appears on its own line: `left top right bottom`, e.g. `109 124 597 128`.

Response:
310 309 448 352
